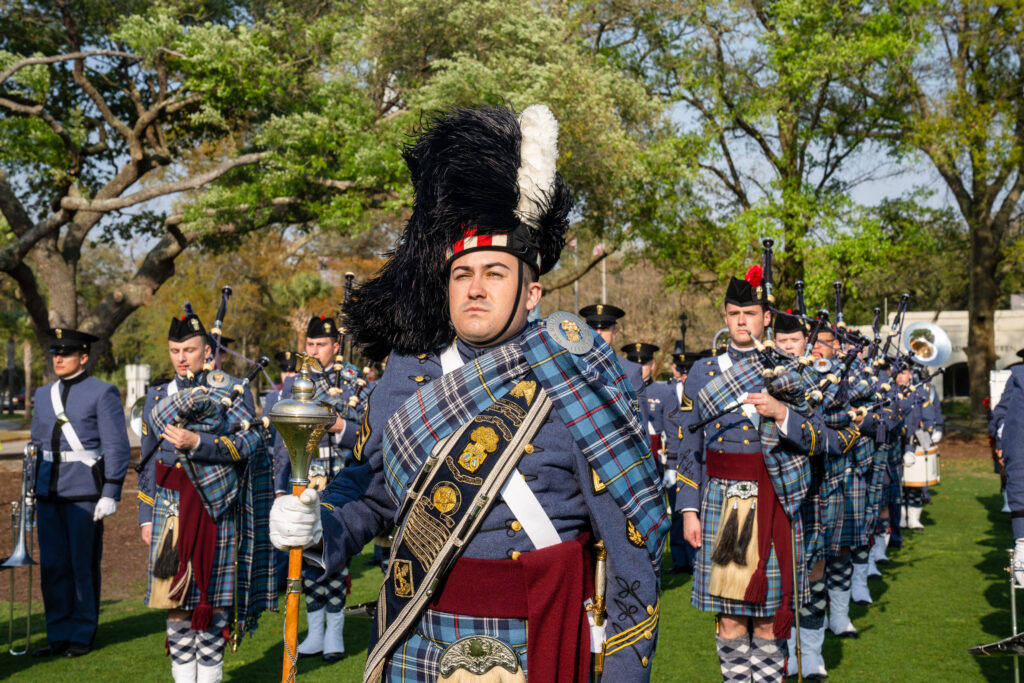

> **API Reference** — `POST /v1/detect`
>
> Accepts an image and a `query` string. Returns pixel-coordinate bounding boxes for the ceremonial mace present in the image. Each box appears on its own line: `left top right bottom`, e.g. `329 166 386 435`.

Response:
268 356 336 683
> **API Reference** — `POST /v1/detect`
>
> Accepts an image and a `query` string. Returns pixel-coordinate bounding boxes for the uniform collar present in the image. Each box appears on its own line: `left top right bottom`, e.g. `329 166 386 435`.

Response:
59 370 88 386
455 323 530 362
727 343 758 361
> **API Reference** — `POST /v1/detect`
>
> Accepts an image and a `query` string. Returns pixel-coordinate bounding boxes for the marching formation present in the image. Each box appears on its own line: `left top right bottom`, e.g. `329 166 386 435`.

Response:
12 102 950 683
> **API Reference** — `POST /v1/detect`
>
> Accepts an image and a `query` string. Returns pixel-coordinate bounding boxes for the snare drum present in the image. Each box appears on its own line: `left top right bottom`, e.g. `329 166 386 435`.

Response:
926 445 940 485
903 448 939 487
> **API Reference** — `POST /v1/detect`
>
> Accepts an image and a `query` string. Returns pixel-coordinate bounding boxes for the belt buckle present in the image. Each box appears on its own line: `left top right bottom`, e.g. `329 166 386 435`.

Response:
438 635 523 679
725 481 757 499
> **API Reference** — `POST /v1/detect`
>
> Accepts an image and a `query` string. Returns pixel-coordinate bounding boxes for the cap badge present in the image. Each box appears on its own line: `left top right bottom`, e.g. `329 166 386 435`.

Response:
191 318 200 330
55 329 62 339
596 304 604 315
324 323 332 333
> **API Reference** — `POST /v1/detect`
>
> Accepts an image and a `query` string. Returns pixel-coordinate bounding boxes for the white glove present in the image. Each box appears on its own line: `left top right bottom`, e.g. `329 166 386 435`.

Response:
269 488 322 550
932 429 942 444
93 497 117 521
662 469 678 489
903 451 916 468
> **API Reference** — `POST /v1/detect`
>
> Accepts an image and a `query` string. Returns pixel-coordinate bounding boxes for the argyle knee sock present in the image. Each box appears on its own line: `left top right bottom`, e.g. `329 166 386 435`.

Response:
195 611 229 683
304 575 329 613
799 578 828 630
324 571 347 614
826 555 852 592
750 636 785 683
167 618 196 683
851 546 869 566
716 634 751 683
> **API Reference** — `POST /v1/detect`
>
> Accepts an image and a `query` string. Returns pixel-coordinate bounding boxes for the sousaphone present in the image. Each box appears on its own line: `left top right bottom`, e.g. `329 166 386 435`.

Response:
902 321 952 367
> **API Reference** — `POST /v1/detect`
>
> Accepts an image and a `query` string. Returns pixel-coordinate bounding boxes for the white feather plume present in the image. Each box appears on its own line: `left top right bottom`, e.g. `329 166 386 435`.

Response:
515 104 559 228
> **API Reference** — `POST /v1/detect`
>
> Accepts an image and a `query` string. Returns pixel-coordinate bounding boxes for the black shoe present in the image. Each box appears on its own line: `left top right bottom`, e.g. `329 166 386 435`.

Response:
667 565 693 575
323 651 347 664
64 643 91 658
32 642 69 658
297 650 322 659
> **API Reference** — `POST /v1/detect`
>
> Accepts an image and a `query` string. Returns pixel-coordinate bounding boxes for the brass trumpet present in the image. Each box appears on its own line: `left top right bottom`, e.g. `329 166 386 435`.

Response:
2 444 38 655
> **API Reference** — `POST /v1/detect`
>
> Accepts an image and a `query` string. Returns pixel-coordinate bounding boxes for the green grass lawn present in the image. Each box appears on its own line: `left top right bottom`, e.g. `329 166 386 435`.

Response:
0 456 1017 681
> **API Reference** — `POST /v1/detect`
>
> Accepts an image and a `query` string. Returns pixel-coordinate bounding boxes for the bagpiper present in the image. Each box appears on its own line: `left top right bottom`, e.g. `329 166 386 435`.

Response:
675 270 828 682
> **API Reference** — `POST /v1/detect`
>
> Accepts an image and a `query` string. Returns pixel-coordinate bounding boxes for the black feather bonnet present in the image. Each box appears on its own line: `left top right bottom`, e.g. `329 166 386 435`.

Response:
343 104 573 360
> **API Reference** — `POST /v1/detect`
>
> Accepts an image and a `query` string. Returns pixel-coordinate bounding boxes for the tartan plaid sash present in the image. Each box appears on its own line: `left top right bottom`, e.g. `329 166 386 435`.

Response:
151 375 275 641
382 319 667 569
696 355 811 518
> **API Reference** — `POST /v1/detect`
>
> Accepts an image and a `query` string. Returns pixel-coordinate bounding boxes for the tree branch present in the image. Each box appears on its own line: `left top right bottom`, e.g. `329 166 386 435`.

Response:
60 152 268 212
543 252 610 294
0 50 137 86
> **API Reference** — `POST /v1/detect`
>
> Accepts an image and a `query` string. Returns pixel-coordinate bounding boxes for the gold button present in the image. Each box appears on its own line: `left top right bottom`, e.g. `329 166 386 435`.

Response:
511 521 522 532
742 425 749 431
715 423 721 429
743 439 749 445
524 444 534 454
643 629 653 640
511 551 521 560
646 604 655 615
801 423 806 429
717 437 723 443
642 656 649 667
709 371 715 376
414 375 424 382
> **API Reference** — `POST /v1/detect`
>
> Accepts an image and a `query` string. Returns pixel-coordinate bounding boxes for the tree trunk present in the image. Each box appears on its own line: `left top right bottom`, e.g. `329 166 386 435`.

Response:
22 340 32 424
967 217 1000 422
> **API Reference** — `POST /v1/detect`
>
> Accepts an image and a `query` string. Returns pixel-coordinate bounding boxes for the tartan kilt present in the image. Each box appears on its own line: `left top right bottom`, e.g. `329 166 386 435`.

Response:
840 465 868 548
823 476 845 557
800 487 825 565
880 444 903 506
693 477 808 617
864 447 888 533
385 608 529 682
145 484 235 610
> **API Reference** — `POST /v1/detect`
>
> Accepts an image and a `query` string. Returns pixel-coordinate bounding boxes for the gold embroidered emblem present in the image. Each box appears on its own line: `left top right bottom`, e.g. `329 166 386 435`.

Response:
627 519 645 548
596 304 604 315
509 381 536 406
353 403 372 462
55 328 63 339
458 426 498 473
431 483 460 515
393 559 413 597
592 468 607 494
560 319 582 343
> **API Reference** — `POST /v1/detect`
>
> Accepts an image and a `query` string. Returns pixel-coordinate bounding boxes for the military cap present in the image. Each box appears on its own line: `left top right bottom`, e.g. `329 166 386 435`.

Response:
275 350 298 373
47 327 99 354
773 310 807 335
578 303 625 330
621 342 659 363
167 314 207 342
724 265 766 307
307 315 340 340
670 339 688 367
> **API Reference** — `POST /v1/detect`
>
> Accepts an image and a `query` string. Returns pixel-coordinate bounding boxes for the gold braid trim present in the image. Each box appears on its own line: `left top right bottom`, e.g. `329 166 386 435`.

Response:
137 491 155 506
218 435 241 461
604 600 660 656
